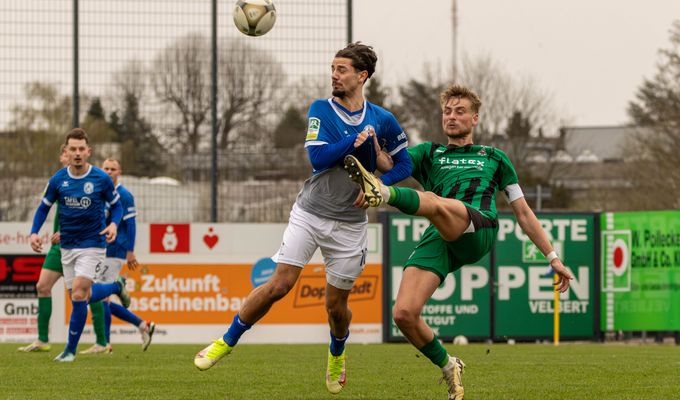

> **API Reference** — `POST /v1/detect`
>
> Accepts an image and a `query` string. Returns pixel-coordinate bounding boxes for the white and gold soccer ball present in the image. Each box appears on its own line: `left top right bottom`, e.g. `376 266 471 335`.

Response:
233 0 277 37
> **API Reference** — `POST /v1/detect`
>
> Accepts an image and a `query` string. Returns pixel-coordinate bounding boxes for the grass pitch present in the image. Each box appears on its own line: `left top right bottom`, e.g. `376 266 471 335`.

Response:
2 342 679 399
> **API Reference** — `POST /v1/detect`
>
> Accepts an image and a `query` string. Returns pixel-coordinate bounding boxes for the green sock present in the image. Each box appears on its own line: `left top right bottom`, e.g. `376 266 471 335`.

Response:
387 186 421 215
419 336 449 368
37 297 52 343
89 301 108 346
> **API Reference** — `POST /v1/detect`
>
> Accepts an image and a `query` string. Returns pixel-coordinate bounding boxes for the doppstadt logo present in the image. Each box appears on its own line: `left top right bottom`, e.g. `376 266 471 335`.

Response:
293 274 378 308
601 230 632 292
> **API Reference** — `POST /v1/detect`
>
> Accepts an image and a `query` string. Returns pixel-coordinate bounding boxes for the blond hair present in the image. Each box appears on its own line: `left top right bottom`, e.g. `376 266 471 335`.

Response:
440 84 482 113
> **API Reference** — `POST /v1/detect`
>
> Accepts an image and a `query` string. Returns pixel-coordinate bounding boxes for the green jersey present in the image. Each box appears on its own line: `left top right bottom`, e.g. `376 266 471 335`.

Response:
408 142 520 220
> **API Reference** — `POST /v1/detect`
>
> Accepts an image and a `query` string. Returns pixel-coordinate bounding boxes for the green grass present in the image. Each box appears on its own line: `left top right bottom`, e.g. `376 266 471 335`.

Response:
2 342 679 399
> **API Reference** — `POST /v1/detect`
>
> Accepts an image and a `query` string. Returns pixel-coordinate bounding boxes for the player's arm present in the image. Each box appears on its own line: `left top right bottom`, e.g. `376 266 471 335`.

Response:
123 194 139 270
100 182 122 243
509 195 572 293
29 180 58 252
304 101 371 172
307 135 358 171
374 114 411 186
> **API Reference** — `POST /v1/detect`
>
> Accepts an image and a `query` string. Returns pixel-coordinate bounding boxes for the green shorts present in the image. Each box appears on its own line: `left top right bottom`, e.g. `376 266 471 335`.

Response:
404 206 497 282
42 245 63 274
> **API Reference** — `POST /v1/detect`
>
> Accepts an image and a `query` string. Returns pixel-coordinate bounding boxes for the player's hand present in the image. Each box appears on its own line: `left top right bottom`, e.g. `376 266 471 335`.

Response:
551 259 573 293
50 232 61 245
100 223 118 244
353 189 369 209
30 233 43 253
370 129 394 172
126 251 139 271
354 129 371 148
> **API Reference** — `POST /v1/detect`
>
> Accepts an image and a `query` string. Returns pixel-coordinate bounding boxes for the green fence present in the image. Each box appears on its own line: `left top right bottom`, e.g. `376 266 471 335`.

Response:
382 212 599 342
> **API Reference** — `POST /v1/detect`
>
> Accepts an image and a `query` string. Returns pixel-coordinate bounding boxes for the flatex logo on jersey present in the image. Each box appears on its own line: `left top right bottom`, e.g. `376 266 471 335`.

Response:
437 157 485 170
150 224 190 253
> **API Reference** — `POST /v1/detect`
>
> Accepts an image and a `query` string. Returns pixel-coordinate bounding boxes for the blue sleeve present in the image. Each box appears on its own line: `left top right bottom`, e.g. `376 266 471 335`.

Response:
382 113 409 156
30 202 51 235
379 148 412 186
125 217 136 252
109 200 123 227
307 134 357 172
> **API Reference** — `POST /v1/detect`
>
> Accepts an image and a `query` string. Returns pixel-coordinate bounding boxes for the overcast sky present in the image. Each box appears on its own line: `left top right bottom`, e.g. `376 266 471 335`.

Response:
355 0 680 128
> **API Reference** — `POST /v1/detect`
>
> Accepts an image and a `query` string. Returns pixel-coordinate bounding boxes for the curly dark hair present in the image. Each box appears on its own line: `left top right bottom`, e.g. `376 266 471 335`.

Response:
335 42 378 80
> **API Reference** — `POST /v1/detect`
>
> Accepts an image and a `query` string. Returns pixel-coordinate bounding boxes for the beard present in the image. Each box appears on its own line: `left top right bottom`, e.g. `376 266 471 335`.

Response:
446 130 471 140
332 88 346 98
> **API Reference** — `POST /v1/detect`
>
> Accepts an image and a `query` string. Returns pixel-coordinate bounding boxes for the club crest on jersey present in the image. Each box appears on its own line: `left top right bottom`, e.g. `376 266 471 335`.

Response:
362 124 375 134
83 182 94 194
306 117 320 141
477 147 487 156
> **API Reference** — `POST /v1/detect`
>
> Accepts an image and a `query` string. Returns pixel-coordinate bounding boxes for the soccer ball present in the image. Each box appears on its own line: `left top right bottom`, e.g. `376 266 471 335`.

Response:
453 335 469 345
233 0 277 37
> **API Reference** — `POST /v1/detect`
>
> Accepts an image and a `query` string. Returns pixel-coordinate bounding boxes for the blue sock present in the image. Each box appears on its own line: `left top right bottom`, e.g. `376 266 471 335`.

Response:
103 301 111 344
65 300 88 354
329 331 349 356
110 302 142 327
90 283 119 303
223 314 252 347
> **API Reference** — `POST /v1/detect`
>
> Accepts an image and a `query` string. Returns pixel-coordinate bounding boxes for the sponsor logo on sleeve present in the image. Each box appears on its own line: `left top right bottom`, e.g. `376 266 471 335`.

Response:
306 117 320 141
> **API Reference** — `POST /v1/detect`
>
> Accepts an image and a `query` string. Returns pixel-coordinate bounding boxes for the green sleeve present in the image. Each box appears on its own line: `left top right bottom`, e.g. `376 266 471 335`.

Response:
498 150 519 189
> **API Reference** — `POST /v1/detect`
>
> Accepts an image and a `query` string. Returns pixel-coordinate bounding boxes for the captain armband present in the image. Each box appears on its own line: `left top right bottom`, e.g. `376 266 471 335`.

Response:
502 183 524 203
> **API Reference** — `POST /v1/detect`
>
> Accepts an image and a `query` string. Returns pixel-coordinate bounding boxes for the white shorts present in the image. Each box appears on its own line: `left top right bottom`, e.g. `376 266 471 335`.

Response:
94 257 124 284
272 203 368 290
60 248 106 290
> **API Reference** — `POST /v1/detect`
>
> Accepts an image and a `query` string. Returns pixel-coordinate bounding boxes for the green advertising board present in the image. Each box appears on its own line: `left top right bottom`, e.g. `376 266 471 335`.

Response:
383 213 491 341
600 211 680 331
494 213 597 338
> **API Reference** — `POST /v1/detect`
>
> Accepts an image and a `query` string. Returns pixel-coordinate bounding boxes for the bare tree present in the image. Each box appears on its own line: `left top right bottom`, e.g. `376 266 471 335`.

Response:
218 38 284 150
150 33 211 154
624 20 680 209
459 54 558 142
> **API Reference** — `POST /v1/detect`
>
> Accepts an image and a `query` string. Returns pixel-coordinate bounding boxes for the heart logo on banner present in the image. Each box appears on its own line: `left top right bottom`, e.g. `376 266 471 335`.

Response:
203 227 219 249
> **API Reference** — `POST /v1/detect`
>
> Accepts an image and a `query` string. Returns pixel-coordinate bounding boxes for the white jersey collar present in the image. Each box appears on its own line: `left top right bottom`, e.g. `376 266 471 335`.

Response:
327 98 367 126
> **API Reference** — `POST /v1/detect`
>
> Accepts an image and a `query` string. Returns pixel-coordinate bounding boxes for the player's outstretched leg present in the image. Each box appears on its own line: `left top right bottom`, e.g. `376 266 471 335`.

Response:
343 155 384 207
194 314 248 370
344 154 422 215
109 301 155 351
325 347 347 394
441 356 466 400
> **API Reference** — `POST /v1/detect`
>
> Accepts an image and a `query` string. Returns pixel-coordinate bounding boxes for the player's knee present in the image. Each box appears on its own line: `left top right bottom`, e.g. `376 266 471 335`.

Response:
36 280 52 297
71 290 88 302
393 305 418 329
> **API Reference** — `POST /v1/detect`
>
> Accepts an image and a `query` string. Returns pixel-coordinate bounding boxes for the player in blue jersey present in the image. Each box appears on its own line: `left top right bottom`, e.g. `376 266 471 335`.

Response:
29 128 131 362
80 158 155 354
194 42 412 393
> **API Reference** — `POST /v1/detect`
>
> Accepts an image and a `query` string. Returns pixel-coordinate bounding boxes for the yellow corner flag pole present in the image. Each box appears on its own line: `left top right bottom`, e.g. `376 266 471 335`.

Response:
554 274 560 346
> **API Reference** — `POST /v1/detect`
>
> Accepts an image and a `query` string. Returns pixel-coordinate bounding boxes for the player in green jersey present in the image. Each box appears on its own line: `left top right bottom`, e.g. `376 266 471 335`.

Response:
344 84 572 400
18 146 70 352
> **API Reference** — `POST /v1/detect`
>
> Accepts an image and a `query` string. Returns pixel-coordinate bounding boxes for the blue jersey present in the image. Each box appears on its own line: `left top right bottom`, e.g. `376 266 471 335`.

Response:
42 165 119 249
304 98 408 174
106 184 137 259
296 98 410 222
